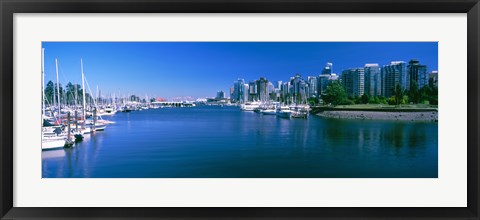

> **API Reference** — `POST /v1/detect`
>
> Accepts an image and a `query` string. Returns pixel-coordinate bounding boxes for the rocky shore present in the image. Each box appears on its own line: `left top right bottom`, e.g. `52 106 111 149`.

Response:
316 110 438 122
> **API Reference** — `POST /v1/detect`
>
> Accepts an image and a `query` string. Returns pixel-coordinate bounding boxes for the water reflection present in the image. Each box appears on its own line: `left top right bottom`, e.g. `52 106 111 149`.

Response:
42 106 438 178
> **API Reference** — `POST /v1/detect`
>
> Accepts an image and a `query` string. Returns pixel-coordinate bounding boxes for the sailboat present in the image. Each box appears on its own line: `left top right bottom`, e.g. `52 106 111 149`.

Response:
41 50 70 150
81 59 109 132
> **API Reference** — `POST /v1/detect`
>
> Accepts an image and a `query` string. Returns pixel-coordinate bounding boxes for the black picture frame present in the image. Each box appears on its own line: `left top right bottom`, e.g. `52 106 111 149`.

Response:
1 0 479 219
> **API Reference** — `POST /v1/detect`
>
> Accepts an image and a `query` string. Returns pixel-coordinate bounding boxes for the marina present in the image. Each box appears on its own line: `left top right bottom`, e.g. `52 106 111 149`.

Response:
42 105 438 178
40 42 438 178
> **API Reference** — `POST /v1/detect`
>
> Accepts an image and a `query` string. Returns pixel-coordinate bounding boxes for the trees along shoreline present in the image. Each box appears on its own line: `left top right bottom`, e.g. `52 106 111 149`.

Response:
320 79 438 107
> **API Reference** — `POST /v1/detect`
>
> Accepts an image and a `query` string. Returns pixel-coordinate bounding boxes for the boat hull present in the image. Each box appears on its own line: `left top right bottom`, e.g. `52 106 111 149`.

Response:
42 139 65 151
276 112 291 118
262 110 277 115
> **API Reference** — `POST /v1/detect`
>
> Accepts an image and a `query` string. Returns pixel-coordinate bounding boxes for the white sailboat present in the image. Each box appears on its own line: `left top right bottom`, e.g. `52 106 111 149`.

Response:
80 59 92 134
41 50 68 150
81 59 108 132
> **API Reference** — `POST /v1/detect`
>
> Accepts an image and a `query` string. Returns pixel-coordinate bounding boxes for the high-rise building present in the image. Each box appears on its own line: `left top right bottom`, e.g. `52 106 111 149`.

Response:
273 88 281 101
216 90 225 99
394 61 409 91
317 74 331 96
267 81 276 100
290 74 309 104
364 64 381 97
243 84 250 102
232 78 245 103
342 68 365 97
276 81 283 89
256 77 269 102
281 81 291 104
322 62 333 75
307 76 318 98
429 71 438 87
382 61 408 97
330 73 339 81
248 81 257 101
408 60 428 88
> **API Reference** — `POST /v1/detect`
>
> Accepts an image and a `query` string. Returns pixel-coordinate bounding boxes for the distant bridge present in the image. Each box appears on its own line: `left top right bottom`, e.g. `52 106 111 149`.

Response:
151 101 195 107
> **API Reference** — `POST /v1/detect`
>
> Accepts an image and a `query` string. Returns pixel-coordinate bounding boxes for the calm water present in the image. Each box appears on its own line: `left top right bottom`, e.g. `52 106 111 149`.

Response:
42 106 438 178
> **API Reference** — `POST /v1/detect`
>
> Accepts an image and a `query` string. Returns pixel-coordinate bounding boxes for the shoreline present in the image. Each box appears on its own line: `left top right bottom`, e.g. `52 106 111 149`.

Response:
316 110 438 122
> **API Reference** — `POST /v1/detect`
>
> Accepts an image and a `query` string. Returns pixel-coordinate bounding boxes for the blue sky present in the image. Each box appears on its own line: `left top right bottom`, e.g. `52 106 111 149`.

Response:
42 42 438 98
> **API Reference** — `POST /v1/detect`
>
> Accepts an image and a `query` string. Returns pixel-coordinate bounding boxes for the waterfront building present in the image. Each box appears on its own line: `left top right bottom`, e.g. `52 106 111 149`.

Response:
408 60 428 88
330 73 339 81
281 81 291 104
216 90 225 99
317 74 331 96
290 74 309 104
274 88 281 102
341 69 354 97
429 71 438 87
307 76 318 98
341 68 364 97
276 81 283 89
364 63 381 97
256 77 269 102
248 81 257 101
243 84 250 103
382 61 408 98
232 78 245 103
322 62 333 75
267 81 276 101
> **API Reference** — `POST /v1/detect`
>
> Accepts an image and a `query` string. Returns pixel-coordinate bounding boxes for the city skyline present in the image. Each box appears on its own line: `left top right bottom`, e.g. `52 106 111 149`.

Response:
42 42 438 98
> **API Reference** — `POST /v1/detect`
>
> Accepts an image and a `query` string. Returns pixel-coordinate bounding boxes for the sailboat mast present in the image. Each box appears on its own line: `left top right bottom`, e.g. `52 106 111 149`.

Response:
81 59 87 122
41 48 45 118
96 85 99 106
55 58 61 124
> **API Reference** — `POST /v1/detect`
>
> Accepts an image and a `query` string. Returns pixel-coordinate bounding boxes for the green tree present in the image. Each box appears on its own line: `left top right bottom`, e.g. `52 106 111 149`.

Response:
388 96 396 105
65 82 75 105
46 82 65 106
408 81 420 104
44 80 55 105
353 96 362 104
402 95 409 104
361 93 369 104
393 84 404 105
307 97 319 106
419 86 431 103
368 96 381 104
321 81 347 106
429 84 438 105
378 96 388 104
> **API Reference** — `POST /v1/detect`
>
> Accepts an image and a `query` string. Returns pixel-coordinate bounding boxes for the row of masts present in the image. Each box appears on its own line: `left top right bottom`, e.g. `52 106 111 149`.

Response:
41 49 111 150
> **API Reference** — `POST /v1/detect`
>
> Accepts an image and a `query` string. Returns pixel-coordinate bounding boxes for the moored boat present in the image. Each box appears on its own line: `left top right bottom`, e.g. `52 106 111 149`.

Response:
276 106 292 118
291 111 308 118
261 108 277 115
241 102 260 111
291 105 310 119
42 139 66 151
